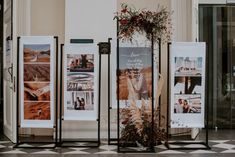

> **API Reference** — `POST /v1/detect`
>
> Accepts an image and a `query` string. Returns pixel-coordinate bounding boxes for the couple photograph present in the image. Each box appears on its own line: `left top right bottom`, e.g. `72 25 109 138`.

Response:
125 69 149 100
118 47 152 101
66 91 94 111
174 94 201 114
73 97 86 110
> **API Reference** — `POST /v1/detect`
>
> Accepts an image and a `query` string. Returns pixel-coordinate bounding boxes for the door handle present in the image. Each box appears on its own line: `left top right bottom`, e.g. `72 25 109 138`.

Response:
7 63 13 82
233 66 235 77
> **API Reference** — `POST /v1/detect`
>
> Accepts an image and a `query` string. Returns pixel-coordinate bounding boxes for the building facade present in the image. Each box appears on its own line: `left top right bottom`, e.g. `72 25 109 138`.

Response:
0 0 234 144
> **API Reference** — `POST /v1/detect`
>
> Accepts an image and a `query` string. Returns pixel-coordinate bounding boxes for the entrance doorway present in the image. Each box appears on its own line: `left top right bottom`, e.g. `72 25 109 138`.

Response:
0 0 4 136
199 5 235 129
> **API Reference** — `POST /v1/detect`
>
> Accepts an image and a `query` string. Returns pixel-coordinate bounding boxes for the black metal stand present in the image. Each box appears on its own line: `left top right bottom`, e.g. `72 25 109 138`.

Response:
107 55 117 145
14 36 59 149
107 110 117 146
116 34 156 153
98 38 112 144
157 38 162 128
96 39 113 146
108 38 162 147
59 39 101 147
165 42 210 150
107 22 119 146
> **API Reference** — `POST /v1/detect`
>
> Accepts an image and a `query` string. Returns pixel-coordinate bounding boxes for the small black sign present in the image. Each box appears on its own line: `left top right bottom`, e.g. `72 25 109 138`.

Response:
98 42 111 55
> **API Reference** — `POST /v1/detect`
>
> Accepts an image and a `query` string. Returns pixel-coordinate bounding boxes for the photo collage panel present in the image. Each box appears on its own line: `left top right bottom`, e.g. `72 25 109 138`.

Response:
66 54 94 111
174 57 202 114
23 44 51 120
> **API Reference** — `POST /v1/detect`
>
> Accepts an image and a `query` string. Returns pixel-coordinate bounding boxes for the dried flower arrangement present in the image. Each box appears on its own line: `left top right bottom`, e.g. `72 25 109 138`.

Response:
115 4 171 149
114 4 172 43
120 75 167 148
120 100 167 148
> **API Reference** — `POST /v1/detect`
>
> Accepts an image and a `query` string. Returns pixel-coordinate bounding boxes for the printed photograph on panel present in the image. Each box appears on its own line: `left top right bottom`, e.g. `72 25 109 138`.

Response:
24 102 51 120
24 83 50 101
117 47 152 100
67 54 94 72
67 72 94 91
66 91 94 110
174 57 202 76
24 44 50 63
174 76 202 94
174 94 201 114
24 64 50 82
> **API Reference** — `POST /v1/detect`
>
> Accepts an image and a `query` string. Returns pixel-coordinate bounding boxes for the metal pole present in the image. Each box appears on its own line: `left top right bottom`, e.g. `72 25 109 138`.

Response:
166 43 171 144
55 36 58 146
205 44 209 147
116 19 120 152
16 37 20 146
158 38 162 133
98 50 101 146
59 44 64 145
151 35 155 151
108 39 111 145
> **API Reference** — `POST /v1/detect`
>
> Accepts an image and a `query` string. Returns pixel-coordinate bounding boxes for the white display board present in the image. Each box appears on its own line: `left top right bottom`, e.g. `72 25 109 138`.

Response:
111 35 158 108
170 42 206 128
19 36 55 128
63 44 98 121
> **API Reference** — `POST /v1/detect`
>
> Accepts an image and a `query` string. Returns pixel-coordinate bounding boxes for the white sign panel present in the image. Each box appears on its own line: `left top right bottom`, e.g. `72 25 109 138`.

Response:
111 34 158 108
19 36 55 128
170 42 206 128
63 44 98 121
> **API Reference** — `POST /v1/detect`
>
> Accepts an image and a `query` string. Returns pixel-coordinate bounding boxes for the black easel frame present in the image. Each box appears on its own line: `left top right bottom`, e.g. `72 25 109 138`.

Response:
107 22 119 146
116 33 156 153
157 38 162 131
98 38 112 144
14 36 59 149
165 42 210 150
59 40 101 147
108 38 162 147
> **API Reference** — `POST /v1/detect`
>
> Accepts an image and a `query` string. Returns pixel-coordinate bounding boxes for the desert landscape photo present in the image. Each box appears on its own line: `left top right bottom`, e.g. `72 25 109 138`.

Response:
24 83 50 101
24 102 51 120
24 44 50 63
24 64 50 82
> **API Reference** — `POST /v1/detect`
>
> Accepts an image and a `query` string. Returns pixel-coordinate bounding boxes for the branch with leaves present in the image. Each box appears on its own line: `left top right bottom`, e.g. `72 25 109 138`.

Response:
114 4 172 43
119 74 167 148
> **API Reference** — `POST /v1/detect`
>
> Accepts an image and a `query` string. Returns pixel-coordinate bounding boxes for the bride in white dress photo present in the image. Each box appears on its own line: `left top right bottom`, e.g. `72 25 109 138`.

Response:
126 70 140 100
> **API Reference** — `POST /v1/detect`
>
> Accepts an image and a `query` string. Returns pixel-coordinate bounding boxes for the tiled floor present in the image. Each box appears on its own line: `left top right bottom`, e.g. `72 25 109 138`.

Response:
0 140 234 156
0 130 235 157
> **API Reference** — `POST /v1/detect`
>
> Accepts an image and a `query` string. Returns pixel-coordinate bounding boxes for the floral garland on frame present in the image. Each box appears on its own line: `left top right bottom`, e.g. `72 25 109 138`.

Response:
114 4 171 148
114 4 172 43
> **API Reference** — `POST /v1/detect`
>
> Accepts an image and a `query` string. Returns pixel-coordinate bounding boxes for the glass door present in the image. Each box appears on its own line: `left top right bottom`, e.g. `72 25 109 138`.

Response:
0 0 3 135
199 5 235 129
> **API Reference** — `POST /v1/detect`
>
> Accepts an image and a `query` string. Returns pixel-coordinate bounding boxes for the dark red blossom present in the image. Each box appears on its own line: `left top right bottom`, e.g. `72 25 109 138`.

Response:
121 8 127 13
120 19 128 25
115 3 172 43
